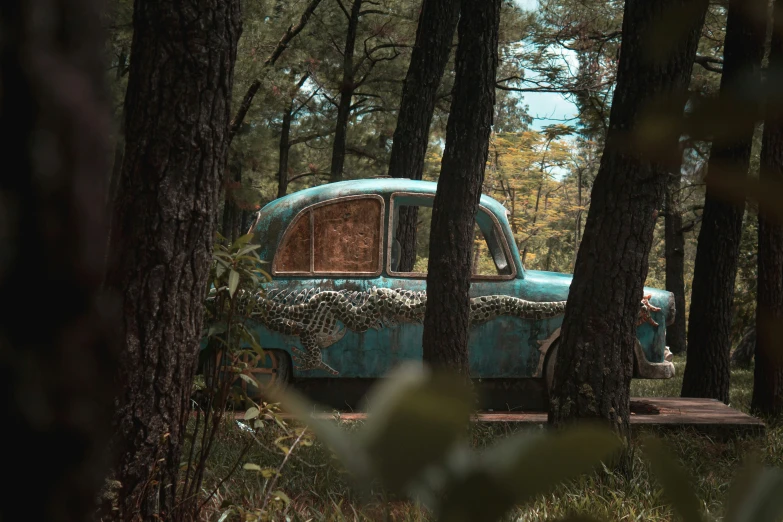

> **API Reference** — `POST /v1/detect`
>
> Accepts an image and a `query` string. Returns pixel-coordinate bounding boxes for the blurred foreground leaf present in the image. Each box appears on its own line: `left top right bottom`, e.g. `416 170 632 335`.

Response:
360 363 475 493
725 455 783 522
438 425 623 522
642 436 705 522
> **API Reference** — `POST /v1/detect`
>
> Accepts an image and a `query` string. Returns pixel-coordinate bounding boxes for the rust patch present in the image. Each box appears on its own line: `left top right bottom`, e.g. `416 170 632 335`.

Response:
276 212 311 272
313 198 381 273
630 400 661 415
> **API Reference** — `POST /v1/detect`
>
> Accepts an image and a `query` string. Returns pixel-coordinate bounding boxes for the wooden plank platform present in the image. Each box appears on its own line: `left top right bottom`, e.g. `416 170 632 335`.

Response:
239 397 765 439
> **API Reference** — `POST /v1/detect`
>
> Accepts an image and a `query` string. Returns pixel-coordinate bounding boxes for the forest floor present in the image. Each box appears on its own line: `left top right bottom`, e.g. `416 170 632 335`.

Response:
200 357 783 521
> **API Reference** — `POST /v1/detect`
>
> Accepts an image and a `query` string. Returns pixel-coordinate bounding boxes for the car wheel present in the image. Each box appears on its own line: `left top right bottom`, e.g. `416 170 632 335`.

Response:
240 349 292 404
544 340 559 395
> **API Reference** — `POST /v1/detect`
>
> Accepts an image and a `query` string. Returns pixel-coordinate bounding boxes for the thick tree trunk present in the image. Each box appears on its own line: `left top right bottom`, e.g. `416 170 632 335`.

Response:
389 0 460 271
682 0 766 403
752 0 783 416
664 168 688 354
278 104 293 198
548 0 708 443
330 0 362 182
105 0 241 518
0 1 117 520
422 0 500 375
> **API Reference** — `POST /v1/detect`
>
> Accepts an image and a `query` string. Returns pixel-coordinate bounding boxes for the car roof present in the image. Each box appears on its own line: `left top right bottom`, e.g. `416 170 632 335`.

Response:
250 178 517 270
261 178 509 221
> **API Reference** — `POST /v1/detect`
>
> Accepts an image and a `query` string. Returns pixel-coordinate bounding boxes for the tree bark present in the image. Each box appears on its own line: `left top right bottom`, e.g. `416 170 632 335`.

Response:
752 0 783 416
548 0 708 445
421 0 500 375
389 0 460 271
682 0 766 403
0 0 118 520
664 168 688 354
104 0 241 518
330 0 363 182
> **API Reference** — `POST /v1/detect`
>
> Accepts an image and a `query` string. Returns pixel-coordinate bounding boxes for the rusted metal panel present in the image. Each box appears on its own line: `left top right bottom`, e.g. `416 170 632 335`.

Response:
313 197 382 273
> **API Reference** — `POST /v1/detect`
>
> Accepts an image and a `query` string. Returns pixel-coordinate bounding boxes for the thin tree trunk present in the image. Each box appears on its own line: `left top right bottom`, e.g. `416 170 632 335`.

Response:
278 104 293 198
0 1 118 520
665 168 688 354
731 326 756 367
682 0 766 403
105 0 241 518
548 0 708 447
389 0 460 271
330 0 362 182
422 0 500 375
573 168 583 269
752 0 783 415
522 179 544 264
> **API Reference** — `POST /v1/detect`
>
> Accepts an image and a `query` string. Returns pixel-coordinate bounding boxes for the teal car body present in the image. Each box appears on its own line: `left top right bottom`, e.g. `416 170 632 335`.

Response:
232 178 675 390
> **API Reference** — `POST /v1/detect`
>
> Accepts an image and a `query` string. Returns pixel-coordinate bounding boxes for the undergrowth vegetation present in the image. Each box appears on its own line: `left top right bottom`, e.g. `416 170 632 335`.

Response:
193 356 781 522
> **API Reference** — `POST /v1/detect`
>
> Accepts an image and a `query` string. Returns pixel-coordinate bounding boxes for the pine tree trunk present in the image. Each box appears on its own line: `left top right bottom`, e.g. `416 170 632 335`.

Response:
522 178 545 264
389 0 459 271
731 326 756 367
0 1 118 520
752 0 783 416
665 168 688 354
682 0 766 403
548 0 708 444
278 104 293 198
422 0 500 375
105 0 241 518
330 0 362 182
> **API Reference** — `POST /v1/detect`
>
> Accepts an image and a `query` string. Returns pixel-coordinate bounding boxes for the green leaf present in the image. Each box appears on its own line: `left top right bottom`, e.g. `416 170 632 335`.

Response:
238 373 259 388
258 268 272 282
642 436 705 522
271 490 291 505
438 425 622 522
725 459 783 522
359 362 475 494
243 463 262 471
236 244 261 256
229 233 253 252
245 407 260 420
228 270 240 297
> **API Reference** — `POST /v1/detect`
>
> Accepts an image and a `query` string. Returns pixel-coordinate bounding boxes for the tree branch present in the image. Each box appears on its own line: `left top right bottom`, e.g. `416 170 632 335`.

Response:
228 0 324 141
694 55 723 73
289 130 333 146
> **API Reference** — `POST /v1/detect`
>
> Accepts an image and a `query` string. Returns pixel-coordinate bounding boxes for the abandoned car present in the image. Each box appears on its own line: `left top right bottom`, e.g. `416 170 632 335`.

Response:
212 178 676 409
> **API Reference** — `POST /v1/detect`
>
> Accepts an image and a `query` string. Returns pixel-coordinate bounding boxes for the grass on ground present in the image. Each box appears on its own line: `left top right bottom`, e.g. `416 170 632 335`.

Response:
197 357 782 521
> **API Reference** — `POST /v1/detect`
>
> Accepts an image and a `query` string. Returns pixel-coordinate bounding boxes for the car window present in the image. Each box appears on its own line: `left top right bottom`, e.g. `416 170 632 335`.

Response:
275 196 383 275
389 197 513 278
